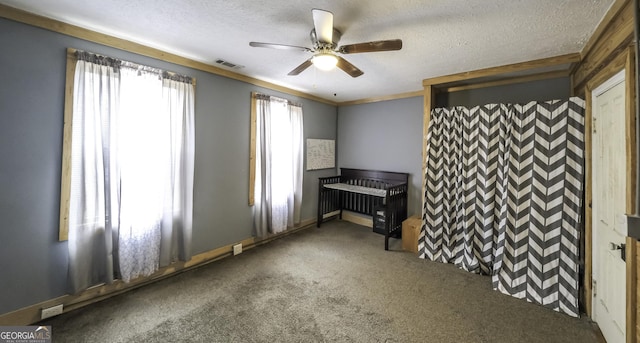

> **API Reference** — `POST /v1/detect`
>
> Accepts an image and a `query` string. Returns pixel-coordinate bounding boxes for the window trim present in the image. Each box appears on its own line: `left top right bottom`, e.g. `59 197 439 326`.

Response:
59 48 77 241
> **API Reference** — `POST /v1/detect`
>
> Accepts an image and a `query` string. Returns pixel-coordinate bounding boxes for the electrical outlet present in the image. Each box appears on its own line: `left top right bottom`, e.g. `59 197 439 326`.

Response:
233 243 242 255
41 304 63 320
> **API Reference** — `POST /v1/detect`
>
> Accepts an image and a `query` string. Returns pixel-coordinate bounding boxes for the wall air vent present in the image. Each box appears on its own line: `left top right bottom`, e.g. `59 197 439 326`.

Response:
215 59 244 69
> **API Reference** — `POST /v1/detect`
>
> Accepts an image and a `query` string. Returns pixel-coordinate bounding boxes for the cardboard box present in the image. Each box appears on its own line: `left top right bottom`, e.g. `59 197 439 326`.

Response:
402 216 422 253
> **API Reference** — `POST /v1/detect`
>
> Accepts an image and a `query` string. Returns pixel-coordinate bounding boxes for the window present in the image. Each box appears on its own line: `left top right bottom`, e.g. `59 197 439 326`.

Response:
60 48 195 291
250 92 304 236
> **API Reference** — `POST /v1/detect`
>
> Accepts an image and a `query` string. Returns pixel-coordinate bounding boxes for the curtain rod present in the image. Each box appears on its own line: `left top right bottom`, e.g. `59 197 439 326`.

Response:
70 48 196 86
253 92 302 108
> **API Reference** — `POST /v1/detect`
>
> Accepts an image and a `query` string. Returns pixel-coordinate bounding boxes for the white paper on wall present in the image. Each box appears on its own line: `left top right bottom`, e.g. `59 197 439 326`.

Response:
306 139 335 170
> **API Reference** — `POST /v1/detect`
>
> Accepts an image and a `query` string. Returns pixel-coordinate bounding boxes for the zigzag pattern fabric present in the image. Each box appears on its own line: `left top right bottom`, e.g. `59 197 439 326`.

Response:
418 98 585 317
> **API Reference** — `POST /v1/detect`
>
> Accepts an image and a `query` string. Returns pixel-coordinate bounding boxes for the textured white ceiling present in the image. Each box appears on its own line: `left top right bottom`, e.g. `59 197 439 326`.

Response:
0 0 614 102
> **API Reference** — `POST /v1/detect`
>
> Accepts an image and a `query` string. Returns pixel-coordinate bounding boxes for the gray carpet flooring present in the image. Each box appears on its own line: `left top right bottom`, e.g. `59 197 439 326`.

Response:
42 220 600 342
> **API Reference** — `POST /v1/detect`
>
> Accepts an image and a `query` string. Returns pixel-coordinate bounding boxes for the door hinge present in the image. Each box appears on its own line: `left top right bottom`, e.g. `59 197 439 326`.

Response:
592 279 597 297
610 242 627 261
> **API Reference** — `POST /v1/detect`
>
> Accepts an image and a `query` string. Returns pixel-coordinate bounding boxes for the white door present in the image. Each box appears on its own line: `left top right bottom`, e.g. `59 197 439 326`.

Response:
591 70 627 343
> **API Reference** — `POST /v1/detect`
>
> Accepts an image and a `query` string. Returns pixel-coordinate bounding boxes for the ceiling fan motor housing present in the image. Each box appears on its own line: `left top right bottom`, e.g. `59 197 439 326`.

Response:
310 28 341 50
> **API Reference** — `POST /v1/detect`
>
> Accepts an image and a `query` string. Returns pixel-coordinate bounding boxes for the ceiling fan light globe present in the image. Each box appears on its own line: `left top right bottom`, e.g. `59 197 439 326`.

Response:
312 54 338 71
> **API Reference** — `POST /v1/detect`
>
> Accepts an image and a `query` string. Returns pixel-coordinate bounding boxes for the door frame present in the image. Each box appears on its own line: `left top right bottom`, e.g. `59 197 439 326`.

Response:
584 46 636 339
591 69 626 341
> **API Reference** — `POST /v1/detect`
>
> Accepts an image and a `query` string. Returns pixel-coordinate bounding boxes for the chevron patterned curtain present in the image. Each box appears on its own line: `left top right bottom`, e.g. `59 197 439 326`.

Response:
418 98 585 317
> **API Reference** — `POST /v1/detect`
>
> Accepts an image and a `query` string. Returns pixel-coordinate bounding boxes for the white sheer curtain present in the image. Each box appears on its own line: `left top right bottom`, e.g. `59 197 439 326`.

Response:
68 51 195 291
117 67 165 282
254 96 272 237
289 104 304 226
253 95 303 236
68 55 119 291
159 77 195 266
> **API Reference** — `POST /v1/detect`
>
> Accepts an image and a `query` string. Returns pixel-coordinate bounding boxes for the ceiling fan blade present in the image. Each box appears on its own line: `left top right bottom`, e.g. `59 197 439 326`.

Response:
338 39 403 54
336 56 364 78
288 59 313 76
249 42 312 52
312 9 333 44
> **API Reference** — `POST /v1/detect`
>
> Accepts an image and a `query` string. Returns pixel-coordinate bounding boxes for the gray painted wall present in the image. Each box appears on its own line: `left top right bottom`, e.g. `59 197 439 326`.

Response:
436 77 572 108
337 97 424 217
0 18 337 314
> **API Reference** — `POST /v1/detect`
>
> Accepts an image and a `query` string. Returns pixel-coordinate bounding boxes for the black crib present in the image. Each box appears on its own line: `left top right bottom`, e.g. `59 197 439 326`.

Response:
317 168 408 250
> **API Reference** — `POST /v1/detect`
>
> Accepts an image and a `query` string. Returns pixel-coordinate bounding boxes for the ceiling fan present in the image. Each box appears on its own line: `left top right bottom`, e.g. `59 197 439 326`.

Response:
249 8 402 78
